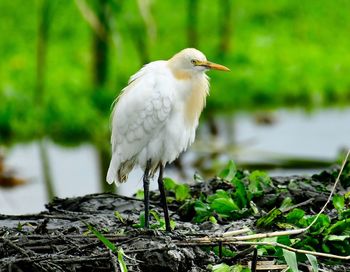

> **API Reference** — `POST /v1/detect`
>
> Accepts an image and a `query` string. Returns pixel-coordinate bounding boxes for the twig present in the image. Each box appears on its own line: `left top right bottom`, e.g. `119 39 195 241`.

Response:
281 198 315 213
234 241 350 260
306 149 350 231
1 237 36 257
222 227 250 237
251 247 258 272
1 237 47 271
1 253 110 266
192 228 306 244
109 250 118 272
299 263 329 272
218 241 223 258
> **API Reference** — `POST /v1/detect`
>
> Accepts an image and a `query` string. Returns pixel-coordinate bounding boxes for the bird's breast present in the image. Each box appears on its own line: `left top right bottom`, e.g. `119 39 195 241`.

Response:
183 75 209 127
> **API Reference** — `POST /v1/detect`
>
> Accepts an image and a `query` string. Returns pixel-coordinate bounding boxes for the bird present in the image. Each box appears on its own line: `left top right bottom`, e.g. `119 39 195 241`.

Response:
106 48 229 231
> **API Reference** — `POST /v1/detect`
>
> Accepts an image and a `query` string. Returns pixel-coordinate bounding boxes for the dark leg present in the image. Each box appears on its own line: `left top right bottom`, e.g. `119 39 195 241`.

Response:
158 163 171 232
143 159 151 229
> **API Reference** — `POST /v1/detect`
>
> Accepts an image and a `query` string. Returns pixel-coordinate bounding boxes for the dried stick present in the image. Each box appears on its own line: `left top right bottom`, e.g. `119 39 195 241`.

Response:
281 198 315 213
305 149 350 231
234 241 350 260
193 228 306 244
222 227 250 237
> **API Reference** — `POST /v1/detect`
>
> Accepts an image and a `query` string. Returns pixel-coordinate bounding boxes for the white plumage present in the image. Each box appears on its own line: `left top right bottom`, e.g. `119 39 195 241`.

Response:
106 48 229 185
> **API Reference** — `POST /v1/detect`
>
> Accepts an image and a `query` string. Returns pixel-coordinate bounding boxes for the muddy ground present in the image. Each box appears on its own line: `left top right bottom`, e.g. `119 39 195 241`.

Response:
0 169 349 272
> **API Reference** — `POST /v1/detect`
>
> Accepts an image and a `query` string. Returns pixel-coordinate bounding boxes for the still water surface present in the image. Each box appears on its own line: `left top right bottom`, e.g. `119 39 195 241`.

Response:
1 108 350 214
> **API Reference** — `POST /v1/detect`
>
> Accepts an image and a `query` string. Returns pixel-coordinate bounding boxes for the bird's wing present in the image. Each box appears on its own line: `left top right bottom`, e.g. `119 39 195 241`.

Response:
107 61 174 183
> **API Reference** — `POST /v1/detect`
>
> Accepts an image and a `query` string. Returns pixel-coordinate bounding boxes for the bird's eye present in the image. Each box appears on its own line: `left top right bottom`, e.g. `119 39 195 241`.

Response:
191 59 196 65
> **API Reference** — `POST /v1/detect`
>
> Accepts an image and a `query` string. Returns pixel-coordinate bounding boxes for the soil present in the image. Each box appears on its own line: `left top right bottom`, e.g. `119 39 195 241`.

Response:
0 169 349 272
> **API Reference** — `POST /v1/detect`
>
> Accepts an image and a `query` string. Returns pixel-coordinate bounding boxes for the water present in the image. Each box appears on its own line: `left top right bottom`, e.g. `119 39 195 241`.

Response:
1 108 350 215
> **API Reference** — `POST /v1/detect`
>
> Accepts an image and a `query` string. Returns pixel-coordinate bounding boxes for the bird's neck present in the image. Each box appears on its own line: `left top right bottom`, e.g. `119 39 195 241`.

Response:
184 74 209 127
167 62 209 127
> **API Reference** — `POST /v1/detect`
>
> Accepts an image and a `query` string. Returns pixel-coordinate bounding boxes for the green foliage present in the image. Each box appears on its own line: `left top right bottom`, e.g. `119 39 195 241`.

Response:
256 208 282 228
248 171 272 198
135 190 144 200
117 247 128 272
180 161 350 263
285 208 305 224
164 177 190 202
114 211 125 224
133 210 176 231
209 263 250 272
306 254 319 272
192 166 275 223
2 1 350 143
212 246 236 258
219 160 237 180
333 194 345 212
85 223 116 252
282 249 298 272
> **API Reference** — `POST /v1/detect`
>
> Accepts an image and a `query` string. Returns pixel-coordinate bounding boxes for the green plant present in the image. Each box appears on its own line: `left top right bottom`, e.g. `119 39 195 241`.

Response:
133 210 176 230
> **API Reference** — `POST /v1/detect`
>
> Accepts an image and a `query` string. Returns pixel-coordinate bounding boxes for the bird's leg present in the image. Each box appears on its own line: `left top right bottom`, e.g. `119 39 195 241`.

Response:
143 159 151 229
157 163 171 232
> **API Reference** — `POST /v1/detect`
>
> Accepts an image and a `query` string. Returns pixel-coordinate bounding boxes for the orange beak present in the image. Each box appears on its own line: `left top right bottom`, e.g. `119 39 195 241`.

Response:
197 60 230 71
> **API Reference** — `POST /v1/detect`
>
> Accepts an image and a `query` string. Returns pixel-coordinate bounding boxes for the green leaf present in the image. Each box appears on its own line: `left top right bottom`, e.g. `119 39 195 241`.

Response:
250 201 259 215
210 198 239 215
118 247 128 272
326 235 350 241
306 254 318 272
175 184 190 201
133 212 145 228
208 189 230 203
135 190 144 200
86 223 116 252
282 249 299 272
333 195 345 211
164 177 177 191
194 172 204 183
326 218 350 235
249 170 271 185
308 214 331 234
213 246 236 257
248 170 271 197
210 263 249 272
194 200 211 222
219 160 237 180
209 216 217 224
340 209 350 219
149 210 161 222
256 208 282 227
286 208 305 224
232 178 248 208
211 263 230 272
114 211 125 224
17 222 23 231
280 197 293 211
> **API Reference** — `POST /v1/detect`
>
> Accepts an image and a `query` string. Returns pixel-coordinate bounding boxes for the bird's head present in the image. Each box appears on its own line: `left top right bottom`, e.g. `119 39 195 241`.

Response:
168 48 230 75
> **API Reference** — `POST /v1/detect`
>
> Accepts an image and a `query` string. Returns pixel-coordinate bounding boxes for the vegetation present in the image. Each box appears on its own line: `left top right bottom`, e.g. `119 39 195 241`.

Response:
1 159 349 270
1 0 350 145
80 159 350 271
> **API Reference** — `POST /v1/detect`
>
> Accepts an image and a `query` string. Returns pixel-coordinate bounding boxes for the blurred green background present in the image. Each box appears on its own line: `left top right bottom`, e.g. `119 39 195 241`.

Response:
1 0 350 144
1 0 350 196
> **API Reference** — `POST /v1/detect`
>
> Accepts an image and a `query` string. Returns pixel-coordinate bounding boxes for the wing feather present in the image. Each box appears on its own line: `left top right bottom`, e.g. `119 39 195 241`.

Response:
106 61 174 184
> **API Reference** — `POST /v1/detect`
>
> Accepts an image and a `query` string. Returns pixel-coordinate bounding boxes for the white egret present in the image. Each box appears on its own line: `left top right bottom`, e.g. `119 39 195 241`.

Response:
107 48 229 231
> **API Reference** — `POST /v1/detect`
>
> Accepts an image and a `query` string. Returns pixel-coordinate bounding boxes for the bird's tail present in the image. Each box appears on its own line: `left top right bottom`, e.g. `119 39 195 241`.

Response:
106 156 135 185
106 155 121 185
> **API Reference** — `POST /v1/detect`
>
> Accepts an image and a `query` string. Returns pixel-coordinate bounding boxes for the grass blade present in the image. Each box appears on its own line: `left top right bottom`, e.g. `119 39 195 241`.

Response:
86 223 116 252
118 247 128 272
282 249 299 272
306 254 318 272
